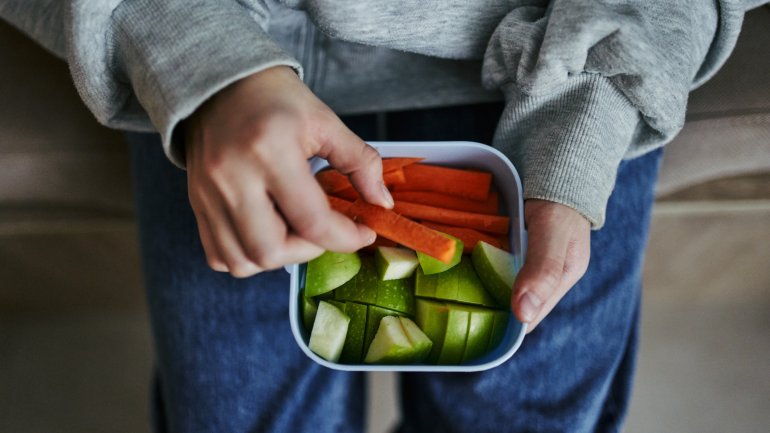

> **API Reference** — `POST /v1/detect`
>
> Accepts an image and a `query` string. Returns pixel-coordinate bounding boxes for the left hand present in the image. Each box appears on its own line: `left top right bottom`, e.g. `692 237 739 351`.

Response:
512 199 591 333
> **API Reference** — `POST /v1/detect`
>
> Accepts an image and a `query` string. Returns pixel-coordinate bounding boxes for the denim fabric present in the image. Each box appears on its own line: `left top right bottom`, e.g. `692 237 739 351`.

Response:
128 103 662 433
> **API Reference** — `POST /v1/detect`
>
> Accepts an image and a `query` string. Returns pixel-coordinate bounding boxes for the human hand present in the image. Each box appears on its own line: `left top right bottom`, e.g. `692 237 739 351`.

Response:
184 66 393 278
513 199 591 333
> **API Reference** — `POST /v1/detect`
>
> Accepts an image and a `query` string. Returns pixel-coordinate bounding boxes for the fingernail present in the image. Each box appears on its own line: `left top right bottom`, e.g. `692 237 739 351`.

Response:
518 291 542 323
380 183 394 208
363 228 377 246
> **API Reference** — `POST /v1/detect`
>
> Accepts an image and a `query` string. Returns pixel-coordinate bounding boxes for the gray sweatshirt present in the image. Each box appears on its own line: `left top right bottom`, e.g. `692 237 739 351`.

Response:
1 0 763 227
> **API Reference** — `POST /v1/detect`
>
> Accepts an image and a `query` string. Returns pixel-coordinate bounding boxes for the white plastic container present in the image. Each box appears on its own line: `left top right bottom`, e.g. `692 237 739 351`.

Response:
288 141 527 372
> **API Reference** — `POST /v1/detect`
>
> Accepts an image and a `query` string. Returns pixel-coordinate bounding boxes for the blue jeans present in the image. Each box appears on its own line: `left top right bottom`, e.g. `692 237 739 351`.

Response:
128 103 662 433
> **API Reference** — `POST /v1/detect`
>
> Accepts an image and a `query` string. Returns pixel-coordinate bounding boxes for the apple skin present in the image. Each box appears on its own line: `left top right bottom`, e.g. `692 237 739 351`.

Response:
305 251 361 297
336 257 415 315
308 301 350 362
437 307 470 365
415 299 450 363
301 295 318 333
335 257 379 305
452 305 496 362
375 246 420 281
486 310 511 353
415 258 501 308
471 241 517 306
417 233 463 275
340 302 368 363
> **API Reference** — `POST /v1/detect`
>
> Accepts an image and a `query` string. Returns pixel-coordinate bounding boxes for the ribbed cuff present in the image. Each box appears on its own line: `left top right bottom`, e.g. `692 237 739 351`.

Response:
112 0 302 168
494 73 641 229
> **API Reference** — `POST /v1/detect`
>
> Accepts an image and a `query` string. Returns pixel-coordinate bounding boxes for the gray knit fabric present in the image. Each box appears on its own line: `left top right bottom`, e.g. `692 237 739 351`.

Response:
0 0 760 227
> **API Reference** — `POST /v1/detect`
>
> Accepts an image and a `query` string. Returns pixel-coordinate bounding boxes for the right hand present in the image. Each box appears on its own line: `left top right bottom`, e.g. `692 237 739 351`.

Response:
184 66 394 278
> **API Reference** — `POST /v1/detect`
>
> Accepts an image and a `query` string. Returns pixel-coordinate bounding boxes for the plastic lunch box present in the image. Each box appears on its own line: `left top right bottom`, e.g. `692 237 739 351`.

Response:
287 141 528 372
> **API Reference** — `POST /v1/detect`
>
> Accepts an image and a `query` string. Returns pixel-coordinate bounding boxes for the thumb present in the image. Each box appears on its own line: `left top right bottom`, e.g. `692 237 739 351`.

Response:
512 205 572 324
320 124 394 209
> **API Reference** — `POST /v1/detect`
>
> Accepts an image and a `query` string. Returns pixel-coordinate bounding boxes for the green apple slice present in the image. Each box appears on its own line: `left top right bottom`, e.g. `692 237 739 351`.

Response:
486 310 511 353
364 305 405 353
308 301 350 362
414 267 438 298
398 317 433 362
451 305 496 362
305 251 361 297
375 247 419 280
364 316 415 363
417 233 463 275
472 241 517 306
340 302 368 363
454 258 501 308
335 257 379 305
437 307 470 365
415 299 450 363
375 276 416 316
301 294 318 333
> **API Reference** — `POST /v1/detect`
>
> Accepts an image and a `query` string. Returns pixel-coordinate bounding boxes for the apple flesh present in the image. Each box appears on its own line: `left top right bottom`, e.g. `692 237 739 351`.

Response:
305 251 361 297
308 301 350 362
364 316 415 364
365 305 405 353
417 233 463 275
471 241 517 306
375 246 419 280
398 317 433 362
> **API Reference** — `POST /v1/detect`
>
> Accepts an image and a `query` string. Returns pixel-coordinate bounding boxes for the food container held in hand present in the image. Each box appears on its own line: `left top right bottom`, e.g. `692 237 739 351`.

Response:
287 141 527 372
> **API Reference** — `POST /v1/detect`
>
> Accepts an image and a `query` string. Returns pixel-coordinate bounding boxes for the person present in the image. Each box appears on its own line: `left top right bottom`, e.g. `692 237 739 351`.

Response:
1 1 763 432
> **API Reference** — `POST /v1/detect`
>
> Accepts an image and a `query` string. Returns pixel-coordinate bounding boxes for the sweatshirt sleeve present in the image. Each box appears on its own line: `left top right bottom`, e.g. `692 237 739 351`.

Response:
482 1 745 228
0 0 302 168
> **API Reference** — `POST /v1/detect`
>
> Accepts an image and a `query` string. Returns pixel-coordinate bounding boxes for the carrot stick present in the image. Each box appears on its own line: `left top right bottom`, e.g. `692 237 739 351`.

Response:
316 170 350 194
382 157 424 172
347 200 457 263
317 165 408 194
332 187 361 201
393 164 492 201
393 201 509 235
327 195 353 214
421 222 508 253
391 191 499 215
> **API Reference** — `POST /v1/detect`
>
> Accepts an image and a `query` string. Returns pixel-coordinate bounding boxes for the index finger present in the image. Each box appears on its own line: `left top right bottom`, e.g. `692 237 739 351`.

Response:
266 145 376 252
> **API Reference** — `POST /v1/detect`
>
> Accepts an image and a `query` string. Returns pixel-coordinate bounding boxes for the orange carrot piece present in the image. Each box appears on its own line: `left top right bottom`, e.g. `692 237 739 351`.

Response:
383 168 406 186
330 168 406 201
391 191 499 215
393 201 509 235
316 170 350 194
317 164 409 194
347 200 457 263
382 157 424 172
327 195 353 214
393 164 492 201
421 222 508 253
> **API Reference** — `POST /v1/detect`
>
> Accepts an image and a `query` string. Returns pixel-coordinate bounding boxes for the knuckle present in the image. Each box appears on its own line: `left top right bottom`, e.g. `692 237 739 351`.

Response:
536 258 564 291
295 218 331 241
247 248 281 270
228 260 259 279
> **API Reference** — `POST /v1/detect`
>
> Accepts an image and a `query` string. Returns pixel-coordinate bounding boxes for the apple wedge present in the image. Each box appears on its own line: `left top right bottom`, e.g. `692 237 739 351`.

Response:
301 294 318 333
398 317 433 362
305 251 361 297
364 316 415 363
340 302 368 363
375 246 419 280
452 305 496 362
472 241 517 306
417 232 463 275
308 301 350 362
415 299 450 363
